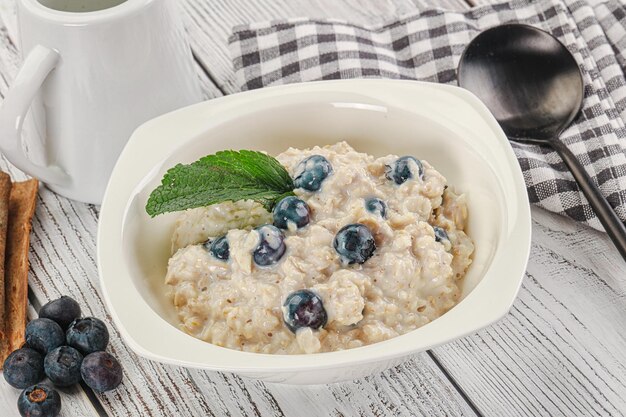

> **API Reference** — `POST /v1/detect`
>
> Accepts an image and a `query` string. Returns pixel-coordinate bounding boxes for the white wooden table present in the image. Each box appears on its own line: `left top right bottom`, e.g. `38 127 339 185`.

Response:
0 0 625 416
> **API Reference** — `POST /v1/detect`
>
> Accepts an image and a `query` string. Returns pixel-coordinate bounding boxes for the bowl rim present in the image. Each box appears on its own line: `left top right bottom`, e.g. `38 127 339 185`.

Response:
97 79 531 373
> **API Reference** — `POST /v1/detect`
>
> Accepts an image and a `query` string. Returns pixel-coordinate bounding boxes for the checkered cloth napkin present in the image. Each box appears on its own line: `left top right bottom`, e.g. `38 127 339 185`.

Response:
229 0 626 232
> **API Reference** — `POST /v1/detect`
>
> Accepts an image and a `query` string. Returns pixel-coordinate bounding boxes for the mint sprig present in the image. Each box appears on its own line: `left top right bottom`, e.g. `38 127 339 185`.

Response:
146 150 295 217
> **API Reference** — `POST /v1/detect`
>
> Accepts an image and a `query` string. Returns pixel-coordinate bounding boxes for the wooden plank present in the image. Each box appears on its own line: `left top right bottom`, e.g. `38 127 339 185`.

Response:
434 206 626 416
0 1 17 45
186 356 478 417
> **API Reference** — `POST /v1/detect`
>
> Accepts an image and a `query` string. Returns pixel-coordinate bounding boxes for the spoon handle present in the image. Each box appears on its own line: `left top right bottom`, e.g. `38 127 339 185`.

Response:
551 139 626 261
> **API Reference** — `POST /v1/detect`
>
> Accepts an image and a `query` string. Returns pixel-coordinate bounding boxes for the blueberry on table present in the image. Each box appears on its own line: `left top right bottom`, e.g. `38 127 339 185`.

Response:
253 225 287 266
3 348 44 389
283 290 327 333
25 319 65 354
17 385 61 417
433 226 449 243
293 155 333 191
333 223 376 265
81 352 123 392
38 296 81 330
365 197 387 218
66 317 109 355
272 196 311 229
204 235 229 261
385 156 424 185
44 346 83 387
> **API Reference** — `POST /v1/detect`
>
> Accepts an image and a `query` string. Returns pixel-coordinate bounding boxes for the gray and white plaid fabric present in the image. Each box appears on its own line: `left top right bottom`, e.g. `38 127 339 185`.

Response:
229 0 626 232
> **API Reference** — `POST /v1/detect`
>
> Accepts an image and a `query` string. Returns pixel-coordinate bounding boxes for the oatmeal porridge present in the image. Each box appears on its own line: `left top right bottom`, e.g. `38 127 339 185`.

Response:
164 142 474 354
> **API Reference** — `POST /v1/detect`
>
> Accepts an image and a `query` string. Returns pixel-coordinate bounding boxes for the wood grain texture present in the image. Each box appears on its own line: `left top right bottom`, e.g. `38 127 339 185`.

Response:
185 357 478 417
436 206 626 417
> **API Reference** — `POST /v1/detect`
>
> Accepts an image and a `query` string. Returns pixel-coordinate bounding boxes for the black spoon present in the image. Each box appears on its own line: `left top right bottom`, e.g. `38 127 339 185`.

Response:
457 23 626 261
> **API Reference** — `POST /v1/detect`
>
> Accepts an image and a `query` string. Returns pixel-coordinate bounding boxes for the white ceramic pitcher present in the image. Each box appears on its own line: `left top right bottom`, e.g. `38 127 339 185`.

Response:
0 0 202 204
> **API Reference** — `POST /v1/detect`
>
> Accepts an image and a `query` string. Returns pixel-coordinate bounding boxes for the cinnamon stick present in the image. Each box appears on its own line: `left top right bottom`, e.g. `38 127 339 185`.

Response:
0 172 11 350
0 179 38 365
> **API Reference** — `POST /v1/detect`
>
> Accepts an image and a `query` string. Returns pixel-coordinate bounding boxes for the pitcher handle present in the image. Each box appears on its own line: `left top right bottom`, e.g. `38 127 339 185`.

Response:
0 45 70 186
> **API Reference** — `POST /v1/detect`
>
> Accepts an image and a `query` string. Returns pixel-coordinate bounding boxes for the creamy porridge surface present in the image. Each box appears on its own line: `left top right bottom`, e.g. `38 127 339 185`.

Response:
165 142 474 354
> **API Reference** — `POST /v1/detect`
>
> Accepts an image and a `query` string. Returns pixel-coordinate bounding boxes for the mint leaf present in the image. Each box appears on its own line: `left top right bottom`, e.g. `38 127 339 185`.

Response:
146 150 295 217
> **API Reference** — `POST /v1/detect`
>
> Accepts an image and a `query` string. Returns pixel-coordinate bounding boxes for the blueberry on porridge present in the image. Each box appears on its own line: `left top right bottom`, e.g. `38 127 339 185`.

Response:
293 155 333 191
282 290 328 333
151 142 474 354
272 196 311 230
333 223 377 265
433 226 449 244
386 155 424 184
204 235 229 261
253 225 287 266
365 197 386 218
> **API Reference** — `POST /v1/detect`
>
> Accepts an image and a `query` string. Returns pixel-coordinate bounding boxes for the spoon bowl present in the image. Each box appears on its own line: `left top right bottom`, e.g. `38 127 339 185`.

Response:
458 24 584 142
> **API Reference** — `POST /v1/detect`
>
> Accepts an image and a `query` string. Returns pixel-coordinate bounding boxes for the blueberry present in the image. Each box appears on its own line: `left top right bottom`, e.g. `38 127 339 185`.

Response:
81 352 123 392
253 225 286 266
282 290 327 333
25 319 65 354
333 223 376 265
44 346 83 387
66 317 109 355
365 197 386 218
17 385 61 417
293 155 333 191
433 226 449 243
3 348 44 389
39 296 81 330
272 196 311 229
204 235 229 261
385 156 424 185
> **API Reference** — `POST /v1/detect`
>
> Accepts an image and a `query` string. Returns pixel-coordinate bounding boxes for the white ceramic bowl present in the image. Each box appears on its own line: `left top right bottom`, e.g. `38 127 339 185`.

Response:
97 79 531 385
